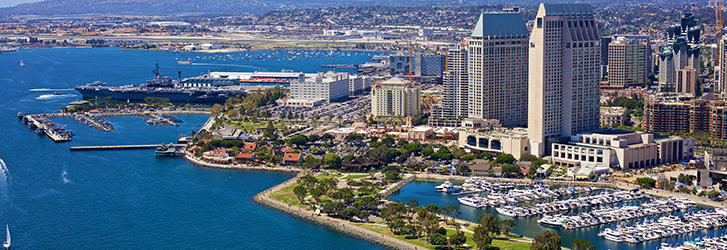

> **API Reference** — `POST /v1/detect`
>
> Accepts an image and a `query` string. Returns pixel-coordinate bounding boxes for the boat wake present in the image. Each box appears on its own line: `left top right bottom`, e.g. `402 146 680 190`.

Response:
36 94 76 100
0 158 9 199
29 88 73 92
61 170 70 184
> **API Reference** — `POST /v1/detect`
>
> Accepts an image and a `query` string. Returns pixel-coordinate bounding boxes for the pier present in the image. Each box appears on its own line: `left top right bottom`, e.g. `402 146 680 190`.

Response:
70 144 185 151
22 115 72 142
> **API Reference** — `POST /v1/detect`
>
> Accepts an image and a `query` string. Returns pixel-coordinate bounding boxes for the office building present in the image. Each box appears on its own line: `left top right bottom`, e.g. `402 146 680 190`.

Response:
289 72 349 104
389 53 444 77
468 10 529 128
718 35 727 98
608 36 650 87
528 3 602 156
371 77 421 117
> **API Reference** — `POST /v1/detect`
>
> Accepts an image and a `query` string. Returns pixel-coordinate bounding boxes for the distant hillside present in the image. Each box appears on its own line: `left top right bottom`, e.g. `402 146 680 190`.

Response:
0 0 543 16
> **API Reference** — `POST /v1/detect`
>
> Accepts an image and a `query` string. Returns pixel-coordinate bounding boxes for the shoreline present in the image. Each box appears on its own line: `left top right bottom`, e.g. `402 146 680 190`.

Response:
252 174 421 250
184 152 302 173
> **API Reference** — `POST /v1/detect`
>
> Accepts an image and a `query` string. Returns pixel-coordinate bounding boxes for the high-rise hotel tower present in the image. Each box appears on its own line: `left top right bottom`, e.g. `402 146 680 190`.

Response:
528 3 602 156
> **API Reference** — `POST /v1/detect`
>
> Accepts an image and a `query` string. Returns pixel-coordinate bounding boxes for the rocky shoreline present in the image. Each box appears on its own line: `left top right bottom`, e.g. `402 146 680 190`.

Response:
184 153 303 173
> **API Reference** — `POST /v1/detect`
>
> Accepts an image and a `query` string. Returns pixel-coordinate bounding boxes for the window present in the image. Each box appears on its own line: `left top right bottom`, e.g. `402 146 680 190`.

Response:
537 18 543 28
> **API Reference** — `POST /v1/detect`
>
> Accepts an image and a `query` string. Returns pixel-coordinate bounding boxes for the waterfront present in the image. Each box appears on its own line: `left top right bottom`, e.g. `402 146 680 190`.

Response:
0 48 384 248
390 180 727 249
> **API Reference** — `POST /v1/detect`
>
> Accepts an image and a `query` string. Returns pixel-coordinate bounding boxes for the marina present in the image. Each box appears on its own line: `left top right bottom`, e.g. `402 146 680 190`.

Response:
661 234 727 249
537 198 694 229
599 209 727 244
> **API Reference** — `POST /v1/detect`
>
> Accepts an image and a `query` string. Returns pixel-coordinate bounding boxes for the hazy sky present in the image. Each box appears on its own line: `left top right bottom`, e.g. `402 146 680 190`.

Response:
0 0 39 7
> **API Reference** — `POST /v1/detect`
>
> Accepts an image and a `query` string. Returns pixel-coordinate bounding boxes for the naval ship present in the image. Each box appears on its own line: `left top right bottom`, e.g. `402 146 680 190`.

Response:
74 63 245 103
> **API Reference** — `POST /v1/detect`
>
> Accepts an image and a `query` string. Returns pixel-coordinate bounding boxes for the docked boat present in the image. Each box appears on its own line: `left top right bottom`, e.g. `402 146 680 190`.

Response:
457 196 485 208
435 181 461 192
177 60 192 65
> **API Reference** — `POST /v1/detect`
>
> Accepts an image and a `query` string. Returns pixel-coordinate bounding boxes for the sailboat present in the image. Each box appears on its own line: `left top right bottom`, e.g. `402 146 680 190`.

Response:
19 60 24 67
3 224 9 250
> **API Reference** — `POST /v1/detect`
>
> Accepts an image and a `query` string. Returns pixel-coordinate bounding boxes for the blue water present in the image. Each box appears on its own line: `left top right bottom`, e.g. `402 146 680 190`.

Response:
0 47 384 249
390 180 727 249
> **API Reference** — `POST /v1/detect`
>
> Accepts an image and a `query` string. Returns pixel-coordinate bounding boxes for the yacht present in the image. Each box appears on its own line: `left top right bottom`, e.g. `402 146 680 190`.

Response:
458 196 485 208
435 181 461 192
3 224 9 250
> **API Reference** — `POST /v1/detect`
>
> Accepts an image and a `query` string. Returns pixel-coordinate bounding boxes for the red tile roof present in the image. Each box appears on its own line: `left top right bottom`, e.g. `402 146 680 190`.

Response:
283 153 301 162
281 147 295 153
235 153 254 159
243 142 256 152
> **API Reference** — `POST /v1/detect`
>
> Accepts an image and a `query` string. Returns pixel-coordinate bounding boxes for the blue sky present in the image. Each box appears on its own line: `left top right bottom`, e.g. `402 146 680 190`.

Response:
0 0 39 7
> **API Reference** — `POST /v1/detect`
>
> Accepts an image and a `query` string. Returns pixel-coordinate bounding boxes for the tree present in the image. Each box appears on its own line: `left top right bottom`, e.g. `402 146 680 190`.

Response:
456 162 471 176
210 104 224 116
520 153 539 162
479 214 499 234
657 179 675 191
571 239 595 250
297 175 318 190
431 147 453 161
531 230 561 250
501 219 517 236
473 225 493 249
430 232 448 245
288 135 308 148
323 153 342 168
502 164 521 178
449 231 467 248
635 177 656 188
494 154 516 165
678 173 694 186
421 146 434 157
293 185 308 204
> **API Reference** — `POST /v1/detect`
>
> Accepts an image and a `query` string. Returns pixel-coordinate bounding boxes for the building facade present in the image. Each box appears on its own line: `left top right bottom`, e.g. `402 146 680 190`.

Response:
642 94 727 140
430 43 468 127
600 106 629 127
528 3 602 156
459 127 530 159
389 53 444 77
370 77 421 117
348 75 372 95
467 10 529 128
608 36 650 87
551 129 693 169
676 67 697 95
289 72 349 103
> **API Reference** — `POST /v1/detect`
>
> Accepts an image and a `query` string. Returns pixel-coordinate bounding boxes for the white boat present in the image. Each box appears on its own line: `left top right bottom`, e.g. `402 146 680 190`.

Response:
19 60 24 67
435 181 461 192
495 206 517 217
537 215 564 227
3 224 9 250
458 196 485 208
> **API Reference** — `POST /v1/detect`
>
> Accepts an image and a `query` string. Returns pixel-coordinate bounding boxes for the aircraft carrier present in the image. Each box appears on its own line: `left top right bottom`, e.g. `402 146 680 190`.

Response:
74 64 245 103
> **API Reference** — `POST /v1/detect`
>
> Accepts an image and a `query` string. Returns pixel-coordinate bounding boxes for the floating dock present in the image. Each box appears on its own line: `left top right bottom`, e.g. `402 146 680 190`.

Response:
70 144 186 151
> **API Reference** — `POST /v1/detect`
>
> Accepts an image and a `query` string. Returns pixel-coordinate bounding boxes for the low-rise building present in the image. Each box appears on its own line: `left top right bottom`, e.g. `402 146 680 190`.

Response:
551 129 693 169
459 127 529 159
600 107 629 127
348 75 372 95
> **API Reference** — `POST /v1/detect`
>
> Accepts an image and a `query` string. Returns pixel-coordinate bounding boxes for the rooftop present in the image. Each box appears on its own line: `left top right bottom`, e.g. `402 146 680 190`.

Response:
542 3 594 16
471 12 528 38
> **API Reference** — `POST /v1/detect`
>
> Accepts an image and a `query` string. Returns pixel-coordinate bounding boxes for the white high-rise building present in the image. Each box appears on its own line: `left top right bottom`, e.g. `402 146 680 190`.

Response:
430 42 468 127
528 3 602 156
467 11 529 128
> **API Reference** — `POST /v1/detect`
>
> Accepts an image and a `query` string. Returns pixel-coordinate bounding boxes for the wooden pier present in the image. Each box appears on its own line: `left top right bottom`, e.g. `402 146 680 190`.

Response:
70 144 185 151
